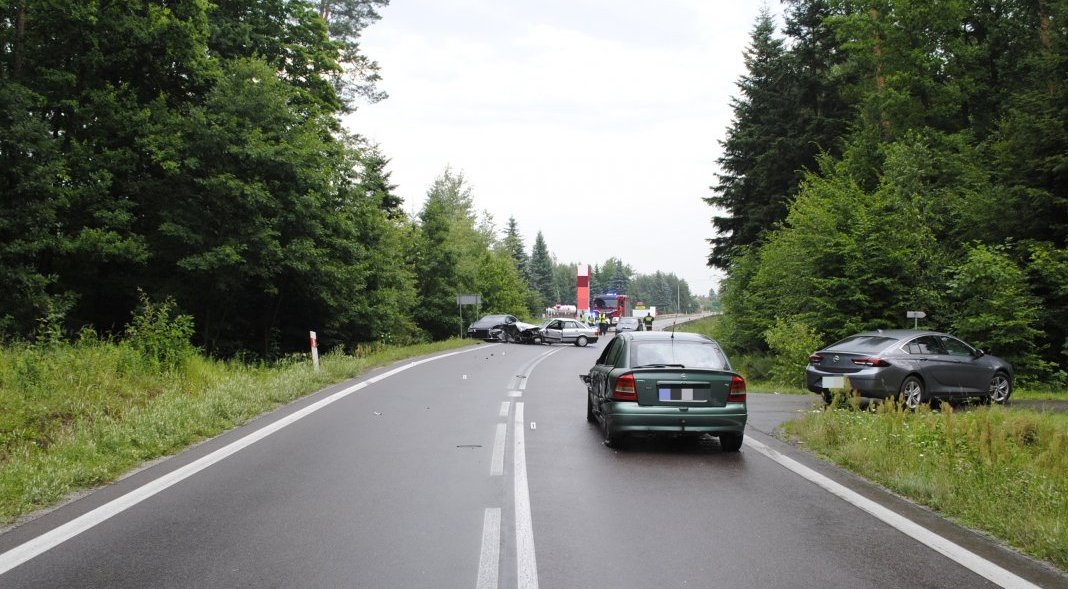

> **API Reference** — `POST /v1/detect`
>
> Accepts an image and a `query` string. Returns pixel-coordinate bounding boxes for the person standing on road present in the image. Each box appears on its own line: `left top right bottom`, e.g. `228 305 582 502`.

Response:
599 313 609 336
642 314 654 332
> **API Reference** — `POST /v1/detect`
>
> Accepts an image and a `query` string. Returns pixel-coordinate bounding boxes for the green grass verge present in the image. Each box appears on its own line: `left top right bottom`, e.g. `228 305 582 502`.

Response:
782 400 1068 571
0 338 475 526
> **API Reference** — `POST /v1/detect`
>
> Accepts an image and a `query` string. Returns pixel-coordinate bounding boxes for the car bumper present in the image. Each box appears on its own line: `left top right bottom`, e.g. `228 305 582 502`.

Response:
805 367 898 398
605 403 747 436
468 329 501 340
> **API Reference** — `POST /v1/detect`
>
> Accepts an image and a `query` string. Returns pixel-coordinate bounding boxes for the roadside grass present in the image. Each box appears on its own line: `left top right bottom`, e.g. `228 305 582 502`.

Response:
0 337 475 526
782 398 1068 571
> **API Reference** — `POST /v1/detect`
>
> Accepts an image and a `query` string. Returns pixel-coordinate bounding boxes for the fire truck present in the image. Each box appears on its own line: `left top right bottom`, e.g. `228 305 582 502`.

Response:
591 293 629 325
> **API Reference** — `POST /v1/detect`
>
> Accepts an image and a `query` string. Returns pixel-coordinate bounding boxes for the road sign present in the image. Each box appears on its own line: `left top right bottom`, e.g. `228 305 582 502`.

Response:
907 310 926 328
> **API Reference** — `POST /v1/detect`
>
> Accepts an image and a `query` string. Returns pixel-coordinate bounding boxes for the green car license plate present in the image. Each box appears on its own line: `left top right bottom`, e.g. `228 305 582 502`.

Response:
658 386 709 403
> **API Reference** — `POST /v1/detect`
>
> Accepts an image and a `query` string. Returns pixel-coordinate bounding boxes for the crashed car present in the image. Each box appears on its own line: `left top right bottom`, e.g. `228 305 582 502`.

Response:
500 319 541 343
508 318 599 346
467 314 519 341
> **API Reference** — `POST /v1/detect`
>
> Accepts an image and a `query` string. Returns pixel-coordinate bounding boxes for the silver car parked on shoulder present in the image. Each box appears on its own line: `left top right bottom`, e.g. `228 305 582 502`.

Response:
805 330 1013 408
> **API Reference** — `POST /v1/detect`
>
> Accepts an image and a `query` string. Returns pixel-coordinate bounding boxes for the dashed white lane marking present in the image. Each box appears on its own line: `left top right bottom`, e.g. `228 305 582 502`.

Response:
499 401 511 418
514 402 538 589
508 391 522 398
476 507 501 589
490 423 507 477
0 346 490 577
744 437 1042 589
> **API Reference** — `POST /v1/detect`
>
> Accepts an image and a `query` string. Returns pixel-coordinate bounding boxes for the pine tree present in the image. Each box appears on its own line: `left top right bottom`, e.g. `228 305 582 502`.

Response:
609 264 630 293
528 232 555 306
706 8 796 270
500 216 529 281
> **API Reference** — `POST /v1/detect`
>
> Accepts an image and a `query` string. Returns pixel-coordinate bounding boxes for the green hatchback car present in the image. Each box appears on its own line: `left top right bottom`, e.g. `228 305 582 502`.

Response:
582 331 747 450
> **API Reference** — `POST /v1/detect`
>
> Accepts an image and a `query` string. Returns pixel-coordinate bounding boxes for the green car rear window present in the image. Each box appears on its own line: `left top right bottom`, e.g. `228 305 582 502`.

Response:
825 335 898 353
631 341 729 370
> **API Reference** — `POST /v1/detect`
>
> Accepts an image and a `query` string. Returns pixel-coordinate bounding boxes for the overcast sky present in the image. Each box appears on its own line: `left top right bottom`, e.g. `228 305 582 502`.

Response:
343 1 782 296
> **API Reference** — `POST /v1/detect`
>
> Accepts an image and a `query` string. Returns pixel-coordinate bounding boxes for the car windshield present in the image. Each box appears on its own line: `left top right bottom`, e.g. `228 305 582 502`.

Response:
631 341 729 370
825 335 899 354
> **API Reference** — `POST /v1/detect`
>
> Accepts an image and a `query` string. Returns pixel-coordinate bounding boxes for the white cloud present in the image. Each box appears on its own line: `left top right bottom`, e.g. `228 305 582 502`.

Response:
346 1 782 294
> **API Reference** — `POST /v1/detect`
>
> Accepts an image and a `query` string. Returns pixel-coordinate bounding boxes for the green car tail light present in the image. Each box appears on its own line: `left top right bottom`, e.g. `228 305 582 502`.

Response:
728 375 747 403
612 373 638 401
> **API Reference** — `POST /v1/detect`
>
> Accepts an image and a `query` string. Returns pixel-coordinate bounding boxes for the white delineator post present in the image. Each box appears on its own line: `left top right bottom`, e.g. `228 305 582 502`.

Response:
309 331 320 371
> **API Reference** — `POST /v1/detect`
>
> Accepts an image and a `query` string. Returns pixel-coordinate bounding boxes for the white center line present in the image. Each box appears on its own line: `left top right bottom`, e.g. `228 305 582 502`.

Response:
490 423 507 477
514 402 538 589
475 507 501 589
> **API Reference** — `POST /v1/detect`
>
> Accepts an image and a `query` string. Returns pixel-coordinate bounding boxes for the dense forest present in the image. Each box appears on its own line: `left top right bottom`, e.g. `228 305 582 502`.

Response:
0 0 695 357
708 0 1067 385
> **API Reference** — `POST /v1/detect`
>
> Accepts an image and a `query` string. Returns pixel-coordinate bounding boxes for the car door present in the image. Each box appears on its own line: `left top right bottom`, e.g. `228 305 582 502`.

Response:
560 320 582 343
543 320 563 343
938 336 991 394
591 338 625 408
903 335 957 396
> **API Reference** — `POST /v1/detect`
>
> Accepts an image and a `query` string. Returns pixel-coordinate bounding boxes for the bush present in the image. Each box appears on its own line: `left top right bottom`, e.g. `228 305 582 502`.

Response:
764 317 823 388
124 293 196 372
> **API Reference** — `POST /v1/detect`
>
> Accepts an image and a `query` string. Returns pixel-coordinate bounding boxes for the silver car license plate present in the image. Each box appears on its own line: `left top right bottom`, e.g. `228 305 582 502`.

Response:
822 376 845 389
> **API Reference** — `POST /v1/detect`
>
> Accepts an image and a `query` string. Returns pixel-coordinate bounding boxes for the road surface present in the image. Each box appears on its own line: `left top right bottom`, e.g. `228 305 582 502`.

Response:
0 340 1064 588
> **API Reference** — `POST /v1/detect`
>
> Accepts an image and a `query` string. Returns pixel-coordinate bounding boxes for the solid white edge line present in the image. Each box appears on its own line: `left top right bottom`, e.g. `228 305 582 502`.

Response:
0 345 486 577
514 402 538 589
476 507 501 589
744 437 1042 589
490 423 507 477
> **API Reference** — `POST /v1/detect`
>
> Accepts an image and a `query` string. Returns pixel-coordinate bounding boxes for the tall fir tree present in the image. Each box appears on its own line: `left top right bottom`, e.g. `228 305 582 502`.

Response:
706 8 796 270
500 216 529 281
528 231 555 306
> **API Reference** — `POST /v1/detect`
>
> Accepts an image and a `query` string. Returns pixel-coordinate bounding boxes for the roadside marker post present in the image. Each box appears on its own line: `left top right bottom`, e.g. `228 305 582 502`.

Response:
309 331 320 371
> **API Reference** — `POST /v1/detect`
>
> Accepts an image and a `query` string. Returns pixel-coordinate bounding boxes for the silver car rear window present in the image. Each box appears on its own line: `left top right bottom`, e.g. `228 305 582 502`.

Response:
825 335 899 353
631 341 729 370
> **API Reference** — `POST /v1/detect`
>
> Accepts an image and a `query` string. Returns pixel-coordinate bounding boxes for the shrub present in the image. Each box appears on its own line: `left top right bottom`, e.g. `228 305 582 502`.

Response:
124 293 196 372
764 317 823 388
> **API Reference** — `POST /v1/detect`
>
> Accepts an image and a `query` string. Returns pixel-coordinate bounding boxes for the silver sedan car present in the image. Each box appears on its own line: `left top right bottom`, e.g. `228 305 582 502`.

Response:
539 318 599 346
805 330 1013 408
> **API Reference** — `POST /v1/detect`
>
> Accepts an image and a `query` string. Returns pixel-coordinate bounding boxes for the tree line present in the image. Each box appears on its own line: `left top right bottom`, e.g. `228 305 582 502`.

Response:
708 0 1067 384
0 1 695 357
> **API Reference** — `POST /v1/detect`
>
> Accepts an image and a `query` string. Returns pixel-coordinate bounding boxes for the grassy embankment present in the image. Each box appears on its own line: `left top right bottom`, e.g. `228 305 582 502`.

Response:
0 336 475 527
680 314 1068 571
783 399 1068 571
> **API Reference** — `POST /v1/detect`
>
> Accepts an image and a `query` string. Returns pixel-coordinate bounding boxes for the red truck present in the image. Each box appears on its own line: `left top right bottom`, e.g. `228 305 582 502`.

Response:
591 293 628 325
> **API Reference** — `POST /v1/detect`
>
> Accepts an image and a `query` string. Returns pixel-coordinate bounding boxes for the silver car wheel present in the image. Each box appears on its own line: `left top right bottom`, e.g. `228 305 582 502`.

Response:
988 373 1011 404
575 335 588 347
901 376 924 409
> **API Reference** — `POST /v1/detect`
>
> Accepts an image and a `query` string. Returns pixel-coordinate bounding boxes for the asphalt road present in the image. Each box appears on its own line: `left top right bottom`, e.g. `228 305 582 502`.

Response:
0 339 1065 588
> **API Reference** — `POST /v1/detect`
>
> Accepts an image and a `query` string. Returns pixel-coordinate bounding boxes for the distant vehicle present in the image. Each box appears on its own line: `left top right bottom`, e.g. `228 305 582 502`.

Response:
615 317 642 333
805 330 1013 408
592 292 628 325
582 332 747 450
466 314 518 342
545 304 578 317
